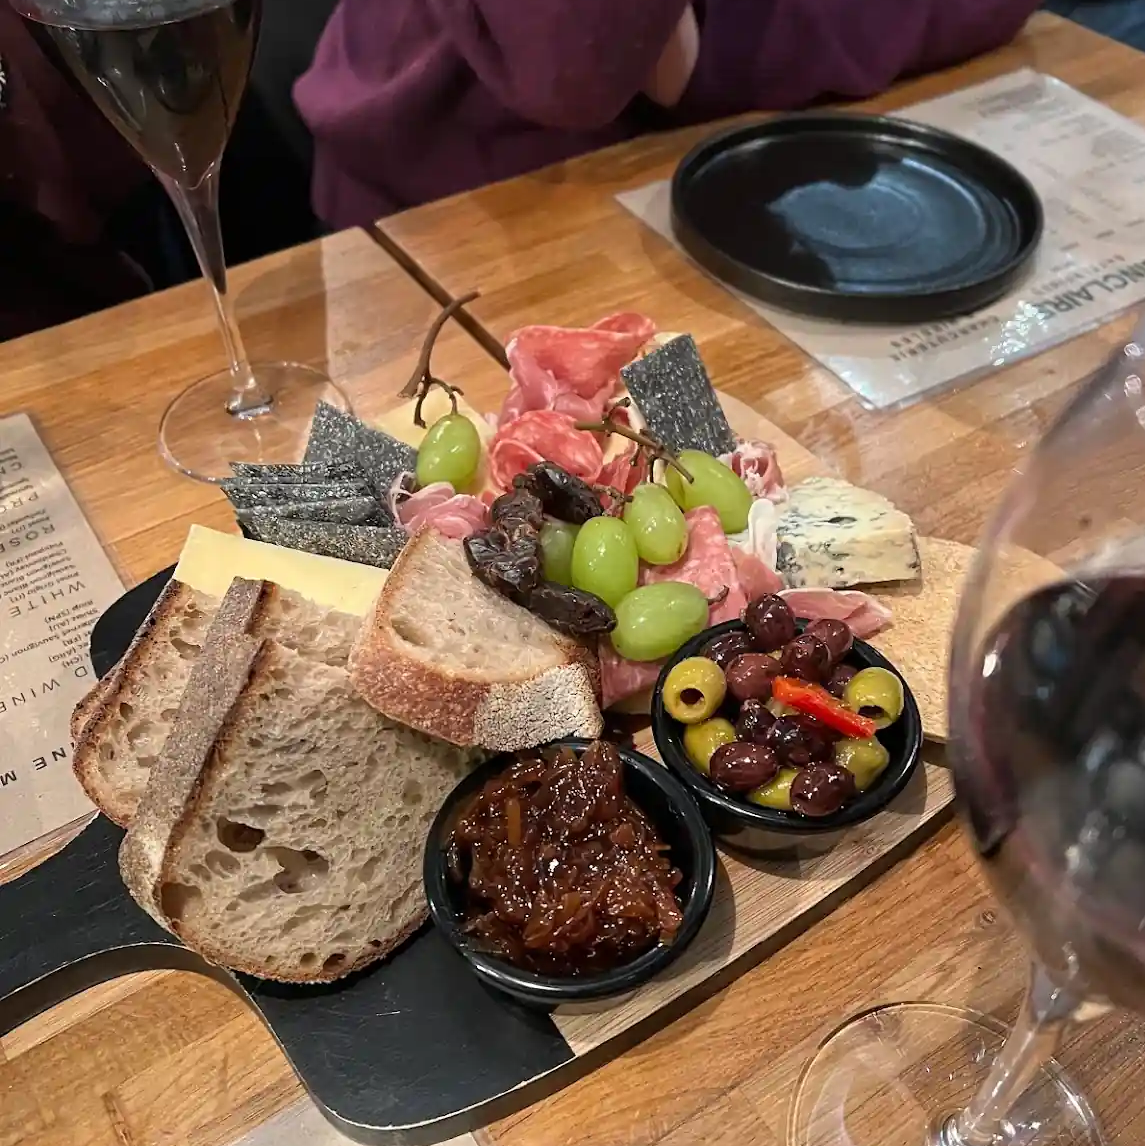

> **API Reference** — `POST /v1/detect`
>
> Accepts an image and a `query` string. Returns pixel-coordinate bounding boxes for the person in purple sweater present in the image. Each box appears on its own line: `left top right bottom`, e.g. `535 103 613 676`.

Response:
293 0 1043 229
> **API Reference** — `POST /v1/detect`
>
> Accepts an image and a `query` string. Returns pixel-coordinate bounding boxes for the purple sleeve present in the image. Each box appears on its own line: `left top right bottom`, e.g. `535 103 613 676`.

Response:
682 0 1041 119
425 0 690 129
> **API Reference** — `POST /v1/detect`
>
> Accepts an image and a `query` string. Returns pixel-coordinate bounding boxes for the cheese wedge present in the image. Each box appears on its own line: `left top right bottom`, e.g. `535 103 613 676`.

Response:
174 525 387 615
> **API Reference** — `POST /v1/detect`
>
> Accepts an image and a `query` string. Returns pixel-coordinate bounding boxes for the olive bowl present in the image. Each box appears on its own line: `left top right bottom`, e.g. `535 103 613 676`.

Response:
651 620 923 859
423 737 717 1008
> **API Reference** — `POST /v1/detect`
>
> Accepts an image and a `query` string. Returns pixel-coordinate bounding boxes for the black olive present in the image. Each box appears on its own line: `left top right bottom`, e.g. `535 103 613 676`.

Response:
764 716 814 766
735 699 776 743
743 594 797 651
826 663 859 699
790 762 857 816
780 634 832 683
804 619 854 665
702 630 756 671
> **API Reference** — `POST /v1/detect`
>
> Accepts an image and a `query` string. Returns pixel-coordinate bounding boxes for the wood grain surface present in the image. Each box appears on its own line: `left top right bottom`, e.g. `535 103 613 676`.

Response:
4 14 1145 1146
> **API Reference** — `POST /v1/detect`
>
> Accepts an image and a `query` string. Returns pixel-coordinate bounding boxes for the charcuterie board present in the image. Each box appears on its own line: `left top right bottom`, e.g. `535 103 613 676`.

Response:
0 384 962 1146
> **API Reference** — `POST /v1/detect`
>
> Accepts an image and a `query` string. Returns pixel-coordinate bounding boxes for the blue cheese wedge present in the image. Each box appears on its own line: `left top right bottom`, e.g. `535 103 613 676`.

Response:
776 477 921 589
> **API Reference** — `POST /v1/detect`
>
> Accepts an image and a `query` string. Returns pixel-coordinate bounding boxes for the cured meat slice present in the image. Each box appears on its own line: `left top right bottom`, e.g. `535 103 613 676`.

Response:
779 588 893 639
597 442 649 509
488 410 605 491
598 641 663 711
642 506 747 624
498 314 656 426
393 480 491 540
732 549 784 600
721 440 787 503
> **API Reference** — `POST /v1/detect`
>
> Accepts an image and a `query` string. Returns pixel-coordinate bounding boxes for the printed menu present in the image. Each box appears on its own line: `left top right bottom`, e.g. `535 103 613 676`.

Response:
0 414 123 874
618 69 1145 409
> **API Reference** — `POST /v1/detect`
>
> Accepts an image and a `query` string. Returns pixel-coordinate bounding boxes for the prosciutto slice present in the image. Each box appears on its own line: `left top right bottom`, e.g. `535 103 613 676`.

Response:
498 313 656 426
779 588 893 639
488 410 605 491
721 440 787 503
392 480 490 540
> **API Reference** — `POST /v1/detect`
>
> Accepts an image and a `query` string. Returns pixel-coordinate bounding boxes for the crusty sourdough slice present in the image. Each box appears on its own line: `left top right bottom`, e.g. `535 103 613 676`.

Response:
349 526 603 750
119 630 478 982
71 670 114 748
74 576 360 827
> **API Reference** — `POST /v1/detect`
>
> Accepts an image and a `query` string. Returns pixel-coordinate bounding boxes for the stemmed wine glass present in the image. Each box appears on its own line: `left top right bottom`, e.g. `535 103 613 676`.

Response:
13 0 349 483
788 324 1145 1145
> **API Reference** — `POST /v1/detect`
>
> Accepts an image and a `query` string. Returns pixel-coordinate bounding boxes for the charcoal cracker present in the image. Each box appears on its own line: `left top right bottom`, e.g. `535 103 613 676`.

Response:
246 518 408 569
230 460 365 485
303 401 361 465
237 498 386 528
222 480 372 509
620 334 737 456
352 421 417 501
303 401 416 502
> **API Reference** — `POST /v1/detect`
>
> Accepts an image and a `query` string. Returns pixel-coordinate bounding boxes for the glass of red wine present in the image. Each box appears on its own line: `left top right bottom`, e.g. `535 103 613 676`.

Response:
12 0 349 482
787 334 1145 1145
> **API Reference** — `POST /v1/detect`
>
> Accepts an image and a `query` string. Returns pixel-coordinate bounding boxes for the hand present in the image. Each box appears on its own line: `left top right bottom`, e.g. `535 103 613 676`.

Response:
642 3 699 108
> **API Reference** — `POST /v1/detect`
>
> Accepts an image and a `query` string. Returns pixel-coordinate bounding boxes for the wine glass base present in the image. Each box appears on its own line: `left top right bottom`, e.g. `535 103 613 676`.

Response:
158 362 350 484
788 1002 1105 1146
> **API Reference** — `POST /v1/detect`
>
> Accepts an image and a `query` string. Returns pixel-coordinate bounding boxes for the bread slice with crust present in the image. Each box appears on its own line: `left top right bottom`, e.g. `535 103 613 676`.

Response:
73 577 360 827
120 580 478 982
349 526 603 750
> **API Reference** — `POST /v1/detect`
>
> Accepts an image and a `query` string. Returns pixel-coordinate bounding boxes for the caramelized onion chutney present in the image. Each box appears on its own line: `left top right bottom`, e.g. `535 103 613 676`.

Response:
447 741 685 976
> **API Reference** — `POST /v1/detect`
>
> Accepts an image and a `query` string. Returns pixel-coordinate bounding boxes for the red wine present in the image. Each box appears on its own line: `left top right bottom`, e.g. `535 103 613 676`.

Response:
17 0 259 186
962 575 1145 1012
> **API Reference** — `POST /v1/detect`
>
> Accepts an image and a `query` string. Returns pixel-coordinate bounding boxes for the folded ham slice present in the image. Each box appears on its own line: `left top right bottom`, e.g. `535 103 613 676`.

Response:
498 313 657 426
779 588 893 640
392 480 490 540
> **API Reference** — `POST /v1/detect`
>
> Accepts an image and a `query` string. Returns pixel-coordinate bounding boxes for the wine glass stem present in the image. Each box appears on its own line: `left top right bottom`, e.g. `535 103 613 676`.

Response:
158 166 273 416
938 963 1080 1146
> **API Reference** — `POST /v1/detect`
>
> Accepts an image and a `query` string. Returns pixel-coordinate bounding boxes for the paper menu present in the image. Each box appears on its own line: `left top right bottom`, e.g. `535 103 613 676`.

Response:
0 414 123 874
617 70 1145 409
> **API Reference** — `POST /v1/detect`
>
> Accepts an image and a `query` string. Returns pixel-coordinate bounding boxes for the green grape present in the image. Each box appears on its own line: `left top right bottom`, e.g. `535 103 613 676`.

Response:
570 516 639 608
664 451 753 534
415 413 481 492
622 483 688 565
610 581 710 662
539 520 579 585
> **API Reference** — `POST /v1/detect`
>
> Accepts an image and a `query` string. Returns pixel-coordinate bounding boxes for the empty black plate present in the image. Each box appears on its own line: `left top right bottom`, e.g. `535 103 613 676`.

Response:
671 113 1043 324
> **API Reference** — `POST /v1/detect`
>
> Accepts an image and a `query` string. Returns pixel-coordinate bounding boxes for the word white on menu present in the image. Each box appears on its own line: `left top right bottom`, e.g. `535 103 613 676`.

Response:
0 414 123 871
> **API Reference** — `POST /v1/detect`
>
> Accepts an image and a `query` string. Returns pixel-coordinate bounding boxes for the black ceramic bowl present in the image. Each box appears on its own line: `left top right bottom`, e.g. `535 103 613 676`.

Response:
651 620 923 858
423 738 717 1008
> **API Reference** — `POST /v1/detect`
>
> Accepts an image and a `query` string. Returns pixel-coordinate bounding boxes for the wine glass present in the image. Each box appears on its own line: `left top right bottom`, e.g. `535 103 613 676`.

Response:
788 325 1145 1145
13 0 349 483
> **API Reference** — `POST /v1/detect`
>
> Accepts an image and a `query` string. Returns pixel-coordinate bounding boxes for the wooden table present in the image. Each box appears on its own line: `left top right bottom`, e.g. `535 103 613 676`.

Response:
3 13 1145 1146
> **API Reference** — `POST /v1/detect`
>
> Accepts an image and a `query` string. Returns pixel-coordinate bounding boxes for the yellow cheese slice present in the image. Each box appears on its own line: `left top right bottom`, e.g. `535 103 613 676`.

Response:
174 525 387 616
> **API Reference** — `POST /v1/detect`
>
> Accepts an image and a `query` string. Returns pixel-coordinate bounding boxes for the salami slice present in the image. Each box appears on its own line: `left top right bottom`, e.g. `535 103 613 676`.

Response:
488 410 605 491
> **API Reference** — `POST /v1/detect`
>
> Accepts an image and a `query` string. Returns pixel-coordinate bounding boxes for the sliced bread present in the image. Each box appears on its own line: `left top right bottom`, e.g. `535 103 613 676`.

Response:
73 577 361 827
349 526 603 751
119 614 478 982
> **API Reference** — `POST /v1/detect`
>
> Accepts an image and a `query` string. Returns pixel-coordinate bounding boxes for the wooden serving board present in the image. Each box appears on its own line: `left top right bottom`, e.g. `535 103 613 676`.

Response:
0 394 960 1144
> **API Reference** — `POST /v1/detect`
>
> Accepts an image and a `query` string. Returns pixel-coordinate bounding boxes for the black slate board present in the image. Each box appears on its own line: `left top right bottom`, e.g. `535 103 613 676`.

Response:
0 570 574 1145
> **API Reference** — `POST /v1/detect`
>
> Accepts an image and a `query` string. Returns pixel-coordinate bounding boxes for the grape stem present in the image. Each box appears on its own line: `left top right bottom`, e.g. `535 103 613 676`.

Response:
575 402 694 483
400 290 480 427
593 484 633 516
707 585 729 607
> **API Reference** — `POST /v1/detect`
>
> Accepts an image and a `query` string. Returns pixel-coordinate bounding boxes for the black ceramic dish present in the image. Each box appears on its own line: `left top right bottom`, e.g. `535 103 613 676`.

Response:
671 113 1043 324
651 621 923 858
423 738 716 1008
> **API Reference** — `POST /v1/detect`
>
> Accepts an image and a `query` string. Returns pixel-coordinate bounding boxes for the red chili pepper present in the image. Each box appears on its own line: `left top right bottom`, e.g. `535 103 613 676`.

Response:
771 676 877 739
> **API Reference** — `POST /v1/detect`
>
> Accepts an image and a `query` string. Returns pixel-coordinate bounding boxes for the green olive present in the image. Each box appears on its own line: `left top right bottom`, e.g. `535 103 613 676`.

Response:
683 717 738 774
663 657 728 724
834 737 892 791
842 667 905 729
747 766 799 811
